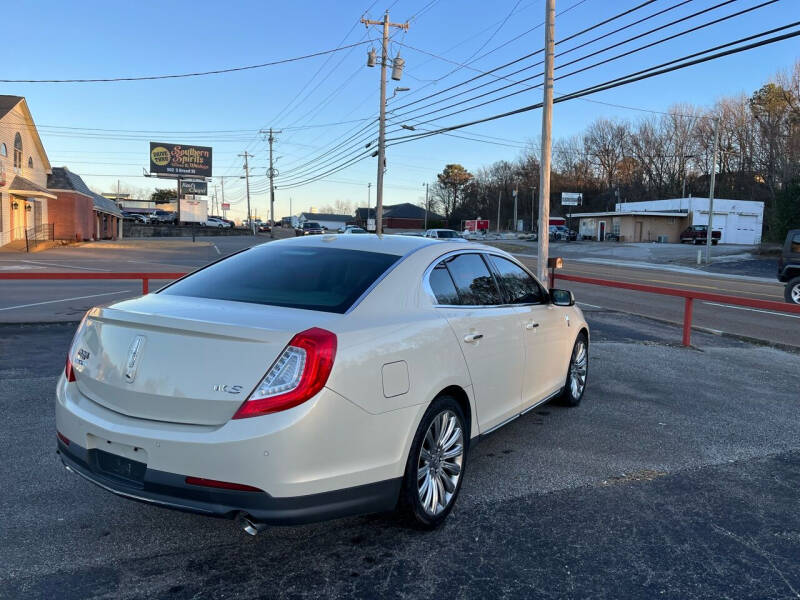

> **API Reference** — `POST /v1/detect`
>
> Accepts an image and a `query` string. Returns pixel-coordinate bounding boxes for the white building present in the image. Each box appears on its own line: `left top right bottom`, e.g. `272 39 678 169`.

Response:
615 197 764 245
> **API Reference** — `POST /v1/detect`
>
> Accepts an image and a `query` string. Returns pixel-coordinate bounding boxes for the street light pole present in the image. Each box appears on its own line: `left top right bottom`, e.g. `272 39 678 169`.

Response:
239 151 255 235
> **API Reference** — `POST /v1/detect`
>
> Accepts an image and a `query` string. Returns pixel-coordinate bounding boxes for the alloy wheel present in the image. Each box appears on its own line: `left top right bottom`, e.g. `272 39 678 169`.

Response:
569 340 587 398
792 283 800 304
417 410 464 516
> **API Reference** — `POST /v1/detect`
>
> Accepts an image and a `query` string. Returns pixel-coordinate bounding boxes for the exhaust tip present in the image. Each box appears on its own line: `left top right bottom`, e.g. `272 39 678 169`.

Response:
237 513 266 536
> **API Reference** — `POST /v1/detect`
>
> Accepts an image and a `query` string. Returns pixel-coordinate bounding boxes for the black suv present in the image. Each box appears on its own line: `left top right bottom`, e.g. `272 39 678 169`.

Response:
778 229 800 304
295 221 324 236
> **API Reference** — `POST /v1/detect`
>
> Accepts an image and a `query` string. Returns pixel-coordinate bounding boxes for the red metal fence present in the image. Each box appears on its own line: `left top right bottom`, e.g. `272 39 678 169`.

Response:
553 273 800 346
0 272 186 295
2 271 798 347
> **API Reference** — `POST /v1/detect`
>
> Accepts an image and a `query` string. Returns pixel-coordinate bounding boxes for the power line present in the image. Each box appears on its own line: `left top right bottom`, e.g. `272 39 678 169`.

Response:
0 41 372 83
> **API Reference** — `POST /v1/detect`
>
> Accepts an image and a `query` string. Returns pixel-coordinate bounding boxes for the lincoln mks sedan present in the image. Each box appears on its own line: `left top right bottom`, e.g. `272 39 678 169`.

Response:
56 234 589 532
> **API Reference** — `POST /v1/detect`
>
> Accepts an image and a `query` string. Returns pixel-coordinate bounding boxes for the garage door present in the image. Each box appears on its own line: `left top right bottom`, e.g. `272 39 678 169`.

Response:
732 214 760 245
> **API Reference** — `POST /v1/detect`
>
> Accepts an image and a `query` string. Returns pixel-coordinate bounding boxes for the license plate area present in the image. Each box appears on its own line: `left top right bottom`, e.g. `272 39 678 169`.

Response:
95 449 147 485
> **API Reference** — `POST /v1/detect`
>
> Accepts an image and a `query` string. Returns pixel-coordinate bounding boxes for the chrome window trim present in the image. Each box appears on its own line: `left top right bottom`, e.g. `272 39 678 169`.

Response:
422 248 550 309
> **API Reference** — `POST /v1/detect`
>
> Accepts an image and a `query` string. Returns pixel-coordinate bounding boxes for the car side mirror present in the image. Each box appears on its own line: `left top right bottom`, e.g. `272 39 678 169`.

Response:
550 288 575 306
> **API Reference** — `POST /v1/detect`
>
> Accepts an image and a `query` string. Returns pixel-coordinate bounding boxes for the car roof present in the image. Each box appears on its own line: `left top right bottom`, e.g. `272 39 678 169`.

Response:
261 233 443 256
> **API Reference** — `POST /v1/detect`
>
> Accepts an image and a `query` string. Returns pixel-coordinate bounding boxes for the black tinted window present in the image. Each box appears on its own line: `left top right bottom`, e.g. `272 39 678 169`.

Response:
445 253 501 305
429 262 460 305
488 256 544 304
161 245 400 314
437 230 459 239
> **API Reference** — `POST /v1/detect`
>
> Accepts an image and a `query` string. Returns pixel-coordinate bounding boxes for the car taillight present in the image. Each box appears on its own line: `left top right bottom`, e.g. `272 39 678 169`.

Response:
233 327 337 419
65 357 76 382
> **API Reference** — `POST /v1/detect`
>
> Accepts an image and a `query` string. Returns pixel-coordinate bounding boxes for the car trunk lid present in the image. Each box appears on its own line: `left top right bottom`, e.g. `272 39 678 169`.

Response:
71 294 338 426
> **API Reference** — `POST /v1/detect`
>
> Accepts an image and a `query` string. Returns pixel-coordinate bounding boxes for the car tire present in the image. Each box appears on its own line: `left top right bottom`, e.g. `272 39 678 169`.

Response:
557 332 588 407
785 276 800 305
398 396 468 529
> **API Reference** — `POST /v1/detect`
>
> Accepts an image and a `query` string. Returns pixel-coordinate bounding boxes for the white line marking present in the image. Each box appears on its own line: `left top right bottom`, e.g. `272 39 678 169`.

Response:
213 244 221 255
20 260 110 272
0 290 133 312
702 301 800 319
0 265 44 270
577 302 603 309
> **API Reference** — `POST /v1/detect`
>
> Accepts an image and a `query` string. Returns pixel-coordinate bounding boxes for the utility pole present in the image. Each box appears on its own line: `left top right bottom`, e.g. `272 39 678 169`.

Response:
260 128 282 239
706 117 720 264
423 182 429 230
496 190 503 233
220 178 226 220
362 11 409 235
513 186 518 232
239 151 255 235
537 0 555 283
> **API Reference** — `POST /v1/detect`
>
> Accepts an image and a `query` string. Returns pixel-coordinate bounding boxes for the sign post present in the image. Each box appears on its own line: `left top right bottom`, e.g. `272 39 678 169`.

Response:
561 192 582 236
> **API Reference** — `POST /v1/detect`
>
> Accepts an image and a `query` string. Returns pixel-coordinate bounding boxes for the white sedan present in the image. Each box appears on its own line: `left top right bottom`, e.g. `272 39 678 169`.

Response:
205 217 232 228
56 235 589 532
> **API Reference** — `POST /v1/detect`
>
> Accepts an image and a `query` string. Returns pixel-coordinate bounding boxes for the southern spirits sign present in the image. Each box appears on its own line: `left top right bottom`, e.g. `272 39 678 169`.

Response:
150 142 212 178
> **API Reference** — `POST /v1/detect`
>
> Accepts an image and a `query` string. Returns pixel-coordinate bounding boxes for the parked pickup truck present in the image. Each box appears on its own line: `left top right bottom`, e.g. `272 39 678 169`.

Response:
778 229 800 304
680 225 721 245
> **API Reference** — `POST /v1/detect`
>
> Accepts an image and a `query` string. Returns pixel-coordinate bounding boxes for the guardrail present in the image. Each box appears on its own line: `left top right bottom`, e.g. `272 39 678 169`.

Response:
0 272 187 294
553 273 800 346
2 271 798 347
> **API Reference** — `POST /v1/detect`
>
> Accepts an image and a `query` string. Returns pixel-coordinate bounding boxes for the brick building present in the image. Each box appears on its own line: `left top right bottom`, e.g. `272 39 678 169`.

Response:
47 167 122 241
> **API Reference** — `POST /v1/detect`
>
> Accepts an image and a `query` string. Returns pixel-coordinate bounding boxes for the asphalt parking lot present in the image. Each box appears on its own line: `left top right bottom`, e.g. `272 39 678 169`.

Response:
1 310 798 599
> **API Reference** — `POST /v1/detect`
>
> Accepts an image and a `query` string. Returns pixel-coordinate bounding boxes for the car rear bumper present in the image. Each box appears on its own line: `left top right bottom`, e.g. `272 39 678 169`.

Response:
57 437 401 525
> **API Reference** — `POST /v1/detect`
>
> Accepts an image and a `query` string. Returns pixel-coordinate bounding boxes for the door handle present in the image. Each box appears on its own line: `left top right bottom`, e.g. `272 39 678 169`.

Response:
525 321 539 330
463 333 483 343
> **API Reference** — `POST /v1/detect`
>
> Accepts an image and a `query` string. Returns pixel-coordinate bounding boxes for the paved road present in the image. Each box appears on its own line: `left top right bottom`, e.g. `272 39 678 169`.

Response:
1 234 797 350
1 313 799 599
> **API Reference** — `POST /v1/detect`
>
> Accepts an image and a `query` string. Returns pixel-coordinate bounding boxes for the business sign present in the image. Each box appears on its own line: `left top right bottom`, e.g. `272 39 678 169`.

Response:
221 202 230 210
150 142 212 178
367 218 376 232
561 192 582 206
180 180 208 196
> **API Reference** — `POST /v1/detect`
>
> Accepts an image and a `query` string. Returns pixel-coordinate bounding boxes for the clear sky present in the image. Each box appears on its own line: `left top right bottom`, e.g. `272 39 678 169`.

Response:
3 0 798 222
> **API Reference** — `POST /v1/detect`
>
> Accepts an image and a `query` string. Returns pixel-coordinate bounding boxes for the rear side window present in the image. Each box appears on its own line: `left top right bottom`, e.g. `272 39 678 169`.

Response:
488 256 545 304
429 263 460 305
443 253 501 305
161 245 400 313
791 233 800 253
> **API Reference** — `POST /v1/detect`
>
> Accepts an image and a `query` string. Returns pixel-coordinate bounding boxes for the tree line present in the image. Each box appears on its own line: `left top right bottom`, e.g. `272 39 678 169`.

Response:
427 60 799 241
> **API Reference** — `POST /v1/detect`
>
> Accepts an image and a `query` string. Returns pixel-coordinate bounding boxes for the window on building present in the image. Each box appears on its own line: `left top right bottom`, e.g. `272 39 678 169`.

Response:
13 133 22 169
27 156 33 169
612 222 620 236
0 143 6 156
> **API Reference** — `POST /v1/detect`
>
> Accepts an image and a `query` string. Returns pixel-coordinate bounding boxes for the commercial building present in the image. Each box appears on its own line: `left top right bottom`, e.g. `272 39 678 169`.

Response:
47 167 123 241
355 203 444 230
573 211 689 243
298 212 352 230
616 198 764 245
574 197 764 245
0 96 54 247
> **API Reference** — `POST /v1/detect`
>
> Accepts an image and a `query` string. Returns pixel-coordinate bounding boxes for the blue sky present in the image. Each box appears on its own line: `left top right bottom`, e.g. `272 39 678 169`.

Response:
3 0 798 221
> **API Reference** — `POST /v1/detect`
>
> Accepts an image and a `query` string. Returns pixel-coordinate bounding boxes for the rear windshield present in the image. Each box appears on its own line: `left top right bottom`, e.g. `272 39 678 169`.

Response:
437 230 460 238
160 244 400 313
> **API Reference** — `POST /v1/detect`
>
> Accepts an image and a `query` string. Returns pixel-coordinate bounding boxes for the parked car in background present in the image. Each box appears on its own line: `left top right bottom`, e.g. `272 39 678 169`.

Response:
206 217 232 228
340 226 367 234
281 217 293 228
424 229 466 241
258 223 272 233
151 210 177 224
778 229 800 304
209 215 235 228
680 225 720 245
296 221 324 236
122 211 149 224
57 235 589 533
551 225 577 241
